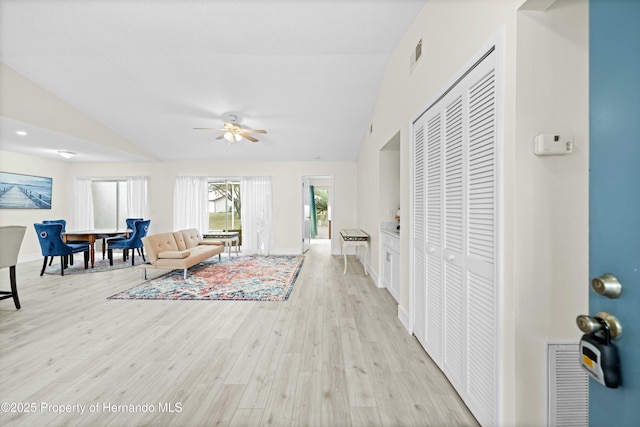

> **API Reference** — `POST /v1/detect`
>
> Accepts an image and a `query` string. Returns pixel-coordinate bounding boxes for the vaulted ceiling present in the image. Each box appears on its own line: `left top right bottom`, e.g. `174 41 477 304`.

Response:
0 0 426 162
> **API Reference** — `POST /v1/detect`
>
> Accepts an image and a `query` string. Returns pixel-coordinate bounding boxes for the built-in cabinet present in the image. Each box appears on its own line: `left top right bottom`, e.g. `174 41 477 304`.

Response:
380 230 400 302
411 46 499 427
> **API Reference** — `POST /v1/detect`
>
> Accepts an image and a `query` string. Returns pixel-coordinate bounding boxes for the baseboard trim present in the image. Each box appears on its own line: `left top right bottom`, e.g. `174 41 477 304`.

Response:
398 304 411 334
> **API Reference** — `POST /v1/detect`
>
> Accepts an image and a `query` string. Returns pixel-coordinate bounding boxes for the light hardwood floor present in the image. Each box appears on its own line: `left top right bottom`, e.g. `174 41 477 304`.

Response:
0 239 478 427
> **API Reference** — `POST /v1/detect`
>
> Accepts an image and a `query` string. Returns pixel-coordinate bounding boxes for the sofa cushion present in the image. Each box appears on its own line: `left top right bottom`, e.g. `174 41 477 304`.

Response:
172 231 187 251
177 229 203 249
142 233 180 263
157 250 190 259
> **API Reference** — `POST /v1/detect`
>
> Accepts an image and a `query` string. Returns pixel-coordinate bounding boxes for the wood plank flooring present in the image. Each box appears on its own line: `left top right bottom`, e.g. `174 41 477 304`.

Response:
0 240 479 426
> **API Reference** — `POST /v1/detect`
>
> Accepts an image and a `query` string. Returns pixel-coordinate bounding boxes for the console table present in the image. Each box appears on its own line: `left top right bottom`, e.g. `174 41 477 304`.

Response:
339 229 369 276
202 231 240 257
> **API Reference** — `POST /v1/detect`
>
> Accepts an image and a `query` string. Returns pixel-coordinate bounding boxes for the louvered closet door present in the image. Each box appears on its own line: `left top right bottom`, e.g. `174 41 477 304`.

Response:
424 111 444 368
412 122 427 348
464 53 497 426
411 47 498 427
442 93 467 392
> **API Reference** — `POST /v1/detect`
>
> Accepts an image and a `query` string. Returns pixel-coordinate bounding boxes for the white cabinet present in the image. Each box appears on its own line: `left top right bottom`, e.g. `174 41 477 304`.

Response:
380 231 400 303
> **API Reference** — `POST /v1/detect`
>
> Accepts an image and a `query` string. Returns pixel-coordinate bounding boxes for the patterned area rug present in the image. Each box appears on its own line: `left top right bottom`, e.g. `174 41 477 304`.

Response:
107 255 304 301
44 254 135 275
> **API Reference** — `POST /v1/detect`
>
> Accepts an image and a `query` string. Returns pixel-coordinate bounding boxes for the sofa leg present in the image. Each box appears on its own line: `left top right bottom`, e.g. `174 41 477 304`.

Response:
183 269 187 279
143 269 147 280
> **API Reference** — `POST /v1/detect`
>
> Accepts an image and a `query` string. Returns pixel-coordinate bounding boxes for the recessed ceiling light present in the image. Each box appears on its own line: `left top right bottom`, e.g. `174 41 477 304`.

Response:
16 131 27 136
57 150 76 159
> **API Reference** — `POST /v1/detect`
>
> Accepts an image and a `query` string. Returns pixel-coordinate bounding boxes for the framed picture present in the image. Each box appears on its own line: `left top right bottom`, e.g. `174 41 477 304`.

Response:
0 171 52 209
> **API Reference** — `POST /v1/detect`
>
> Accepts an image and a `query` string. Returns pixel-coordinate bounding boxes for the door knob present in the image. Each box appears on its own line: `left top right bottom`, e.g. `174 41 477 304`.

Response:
591 274 622 298
576 312 622 339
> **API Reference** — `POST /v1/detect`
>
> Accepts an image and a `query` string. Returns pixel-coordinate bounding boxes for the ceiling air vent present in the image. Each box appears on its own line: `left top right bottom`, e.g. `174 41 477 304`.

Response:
410 39 423 72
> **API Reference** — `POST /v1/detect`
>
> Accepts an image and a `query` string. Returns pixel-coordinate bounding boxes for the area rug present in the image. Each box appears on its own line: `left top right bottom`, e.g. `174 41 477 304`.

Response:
44 255 135 275
107 255 304 301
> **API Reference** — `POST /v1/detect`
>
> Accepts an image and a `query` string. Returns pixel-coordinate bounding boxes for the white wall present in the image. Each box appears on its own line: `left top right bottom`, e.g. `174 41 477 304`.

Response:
514 1 589 425
1 153 357 259
379 131 400 225
0 150 74 261
358 0 588 425
68 160 357 256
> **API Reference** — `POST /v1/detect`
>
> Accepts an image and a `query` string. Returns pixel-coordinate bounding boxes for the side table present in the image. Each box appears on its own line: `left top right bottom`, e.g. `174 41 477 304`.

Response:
202 231 240 257
339 229 369 275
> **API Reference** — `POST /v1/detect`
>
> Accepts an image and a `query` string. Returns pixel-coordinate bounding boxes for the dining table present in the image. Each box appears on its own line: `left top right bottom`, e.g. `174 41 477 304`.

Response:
63 229 130 268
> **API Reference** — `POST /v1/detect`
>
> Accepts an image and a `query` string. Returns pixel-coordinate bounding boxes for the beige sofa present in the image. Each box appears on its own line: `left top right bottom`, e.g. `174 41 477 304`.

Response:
141 229 225 279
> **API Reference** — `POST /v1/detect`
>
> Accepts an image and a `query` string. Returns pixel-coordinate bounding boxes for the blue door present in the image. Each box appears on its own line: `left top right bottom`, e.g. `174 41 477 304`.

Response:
589 0 640 425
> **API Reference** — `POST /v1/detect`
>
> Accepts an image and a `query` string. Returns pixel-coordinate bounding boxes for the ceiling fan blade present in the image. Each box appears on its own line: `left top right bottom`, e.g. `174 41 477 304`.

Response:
238 128 267 134
239 133 259 142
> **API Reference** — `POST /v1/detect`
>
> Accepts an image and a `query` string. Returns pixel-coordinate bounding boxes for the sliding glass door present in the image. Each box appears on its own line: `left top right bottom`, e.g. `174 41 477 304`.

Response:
208 179 241 233
92 180 127 229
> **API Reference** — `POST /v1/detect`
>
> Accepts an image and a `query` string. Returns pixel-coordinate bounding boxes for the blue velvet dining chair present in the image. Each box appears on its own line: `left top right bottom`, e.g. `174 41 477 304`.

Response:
107 219 150 266
42 219 89 265
105 218 143 255
34 223 90 276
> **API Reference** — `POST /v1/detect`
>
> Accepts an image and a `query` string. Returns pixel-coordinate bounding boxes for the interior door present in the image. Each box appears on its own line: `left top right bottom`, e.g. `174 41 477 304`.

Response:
589 0 640 424
302 177 311 253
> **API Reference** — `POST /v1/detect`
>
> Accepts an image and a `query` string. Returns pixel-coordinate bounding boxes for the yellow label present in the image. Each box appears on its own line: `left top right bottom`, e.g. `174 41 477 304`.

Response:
583 354 594 369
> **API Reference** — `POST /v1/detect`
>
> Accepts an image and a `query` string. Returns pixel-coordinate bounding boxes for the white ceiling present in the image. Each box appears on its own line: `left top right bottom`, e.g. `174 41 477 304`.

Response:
0 0 426 163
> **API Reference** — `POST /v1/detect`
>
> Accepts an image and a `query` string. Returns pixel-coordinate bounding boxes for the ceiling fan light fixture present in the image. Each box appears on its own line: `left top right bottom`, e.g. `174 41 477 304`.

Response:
224 131 242 142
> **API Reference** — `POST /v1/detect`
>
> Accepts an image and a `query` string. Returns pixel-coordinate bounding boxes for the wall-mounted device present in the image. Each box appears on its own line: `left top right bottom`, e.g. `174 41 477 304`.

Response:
533 134 573 156
576 312 622 388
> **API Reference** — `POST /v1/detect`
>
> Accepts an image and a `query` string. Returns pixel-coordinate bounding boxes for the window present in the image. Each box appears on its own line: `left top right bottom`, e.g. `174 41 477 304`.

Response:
92 180 127 229
208 179 241 232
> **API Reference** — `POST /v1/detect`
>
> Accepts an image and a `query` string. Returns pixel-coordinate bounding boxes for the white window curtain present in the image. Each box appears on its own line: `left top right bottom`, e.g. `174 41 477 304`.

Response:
127 176 149 219
71 177 95 230
173 176 209 233
241 176 273 255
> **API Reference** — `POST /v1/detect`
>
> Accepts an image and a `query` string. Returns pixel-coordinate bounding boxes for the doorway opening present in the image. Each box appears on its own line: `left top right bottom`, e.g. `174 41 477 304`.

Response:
311 186 330 240
301 175 333 254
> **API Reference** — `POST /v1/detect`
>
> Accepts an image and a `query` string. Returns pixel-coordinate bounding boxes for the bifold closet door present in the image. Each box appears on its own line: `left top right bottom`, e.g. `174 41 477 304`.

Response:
412 123 427 350
463 54 497 426
424 111 444 368
411 47 498 427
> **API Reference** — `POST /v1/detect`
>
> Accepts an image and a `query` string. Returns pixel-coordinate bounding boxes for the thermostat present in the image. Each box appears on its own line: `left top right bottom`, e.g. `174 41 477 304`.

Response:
534 134 573 156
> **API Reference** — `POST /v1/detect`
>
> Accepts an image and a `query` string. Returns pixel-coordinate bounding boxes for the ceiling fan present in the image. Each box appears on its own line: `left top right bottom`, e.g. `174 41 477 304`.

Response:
194 114 266 143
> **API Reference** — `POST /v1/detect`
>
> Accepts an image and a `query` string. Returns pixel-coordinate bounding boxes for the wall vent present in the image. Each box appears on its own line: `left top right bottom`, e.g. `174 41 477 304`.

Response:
410 39 423 72
547 343 589 427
